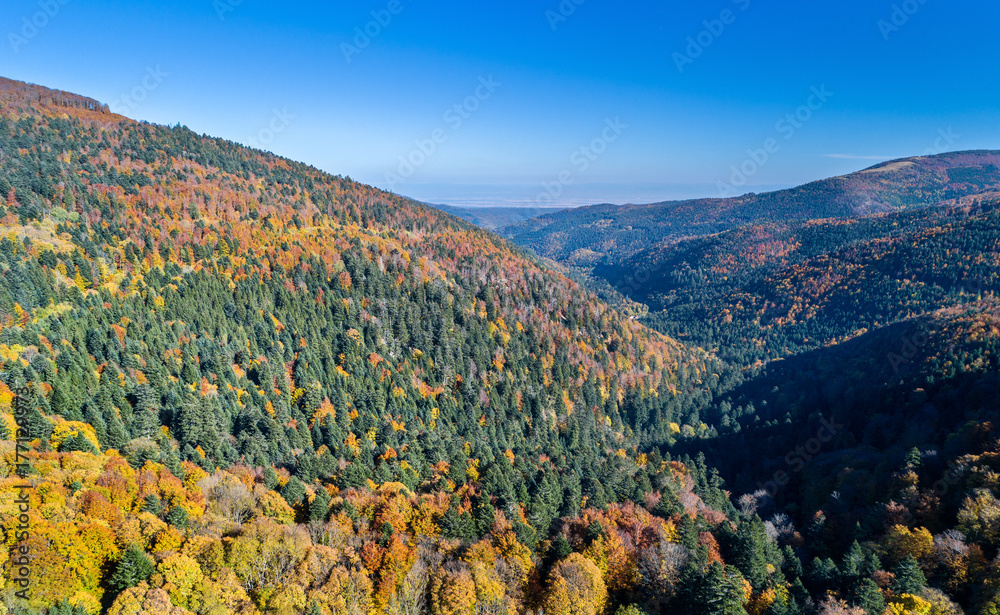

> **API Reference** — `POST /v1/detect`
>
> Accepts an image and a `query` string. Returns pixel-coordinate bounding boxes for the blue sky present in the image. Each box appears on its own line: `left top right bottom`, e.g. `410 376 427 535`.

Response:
2 0 998 207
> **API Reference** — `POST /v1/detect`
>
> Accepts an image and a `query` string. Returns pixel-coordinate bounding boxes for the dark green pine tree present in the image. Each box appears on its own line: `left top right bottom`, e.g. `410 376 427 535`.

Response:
654 485 683 518
263 466 280 491
61 431 98 453
131 384 160 440
439 495 476 542
677 514 700 552
49 383 75 419
550 534 573 562
733 517 769 591
840 540 864 590
788 577 810 611
854 578 885 615
586 520 605 544
806 512 829 558
108 545 155 593
528 469 563 537
891 556 927 595
782 545 803 578
472 492 496 538
21 387 54 450
765 585 801 615
141 493 164 517
105 413 130 451
309 485 331 523
584 473 608 510
180 355 200 385
45 600 88 615
860 552 882 578
700 562 750 615
808 557 839 591
281 476 307 507
166 505 189 529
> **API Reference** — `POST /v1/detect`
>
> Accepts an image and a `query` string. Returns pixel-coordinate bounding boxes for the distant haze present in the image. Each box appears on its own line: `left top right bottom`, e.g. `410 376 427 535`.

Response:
403 182 793 209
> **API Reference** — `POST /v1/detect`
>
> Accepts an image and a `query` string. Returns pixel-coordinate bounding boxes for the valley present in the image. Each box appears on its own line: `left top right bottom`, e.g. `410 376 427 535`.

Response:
0 76 997 615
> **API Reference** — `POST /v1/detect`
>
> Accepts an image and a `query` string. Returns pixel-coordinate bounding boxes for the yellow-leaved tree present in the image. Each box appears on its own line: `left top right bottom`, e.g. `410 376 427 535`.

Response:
542 553 607 615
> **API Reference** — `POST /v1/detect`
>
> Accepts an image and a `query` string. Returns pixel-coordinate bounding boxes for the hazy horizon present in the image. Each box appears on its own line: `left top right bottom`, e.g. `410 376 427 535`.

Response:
3 0 997 208
401 181 797 209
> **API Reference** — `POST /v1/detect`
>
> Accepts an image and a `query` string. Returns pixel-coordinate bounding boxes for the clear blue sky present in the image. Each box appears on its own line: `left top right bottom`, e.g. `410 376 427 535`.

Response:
2 0 998 206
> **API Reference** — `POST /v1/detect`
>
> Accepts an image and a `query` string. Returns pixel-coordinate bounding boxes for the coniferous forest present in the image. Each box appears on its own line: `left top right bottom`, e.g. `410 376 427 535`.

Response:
1 76 999 615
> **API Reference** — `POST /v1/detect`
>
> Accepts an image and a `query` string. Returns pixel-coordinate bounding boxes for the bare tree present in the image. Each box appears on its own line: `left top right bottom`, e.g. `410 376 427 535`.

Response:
388 539 443 615
738 489 773 518
764 513 795 543
200 473 257 528
816 597 864 615
637 538 689 610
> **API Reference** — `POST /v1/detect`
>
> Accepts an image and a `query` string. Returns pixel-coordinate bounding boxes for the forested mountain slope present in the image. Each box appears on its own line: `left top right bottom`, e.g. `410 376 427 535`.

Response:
0 76 743 615
0 75 719 471
503 152 1000 264
495 138 1000 614
604 200 1000 365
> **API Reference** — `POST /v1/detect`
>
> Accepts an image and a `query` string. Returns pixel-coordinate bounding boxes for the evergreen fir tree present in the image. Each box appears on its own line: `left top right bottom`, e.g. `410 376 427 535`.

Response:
166 505 189 529
733 517 769 590
654 485 683 518
108 545 155 593
892 556 927 595
472 492 496 538
142 493 164 516
281 476 307 507
309 485 331 523
263 466 280 490
855 578 885 615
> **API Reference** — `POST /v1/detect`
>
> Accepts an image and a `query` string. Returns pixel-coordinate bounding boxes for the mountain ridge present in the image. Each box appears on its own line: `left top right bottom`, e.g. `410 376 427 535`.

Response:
502 150 1000 264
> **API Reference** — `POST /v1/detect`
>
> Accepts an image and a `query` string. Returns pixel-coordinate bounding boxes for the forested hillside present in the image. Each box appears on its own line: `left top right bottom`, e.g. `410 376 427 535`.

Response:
3 76 1000 615
602 200 1000 365
503 152 1000 264
496 138 1000 613
0 76 734 615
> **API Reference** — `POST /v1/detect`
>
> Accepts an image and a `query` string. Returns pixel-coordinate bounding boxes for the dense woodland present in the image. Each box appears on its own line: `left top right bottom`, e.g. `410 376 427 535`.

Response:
597 201 1000 366
0 76 999 615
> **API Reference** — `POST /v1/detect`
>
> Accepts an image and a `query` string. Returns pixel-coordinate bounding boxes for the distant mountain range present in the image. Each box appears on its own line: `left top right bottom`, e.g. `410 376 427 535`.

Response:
424 202 568 230
501 151 1000 264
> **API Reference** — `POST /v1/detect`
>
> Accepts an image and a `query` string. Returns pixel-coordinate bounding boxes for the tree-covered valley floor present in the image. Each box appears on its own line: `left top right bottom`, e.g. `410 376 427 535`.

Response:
0 76 998 615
